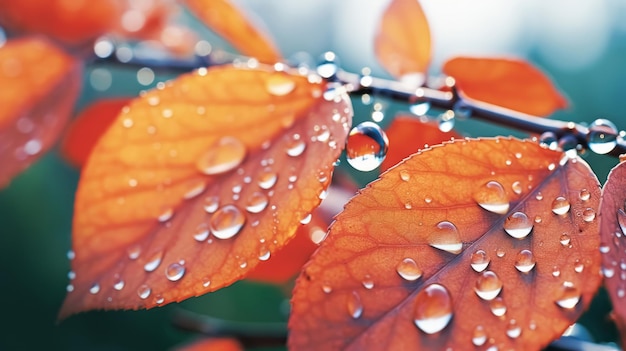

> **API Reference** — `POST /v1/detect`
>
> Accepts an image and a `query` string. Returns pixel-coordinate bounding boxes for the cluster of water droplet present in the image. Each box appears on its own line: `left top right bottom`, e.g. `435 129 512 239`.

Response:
539 118 622 156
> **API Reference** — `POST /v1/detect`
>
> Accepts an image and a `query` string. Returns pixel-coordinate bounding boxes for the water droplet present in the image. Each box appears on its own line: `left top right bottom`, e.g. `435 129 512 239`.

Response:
258 246 271 261
511 181 522 195
552 196 571 215
496 248 506 258
362 275 374 289
245 192 269 214
238 257 248 269
155 295 165 304
534 215 542 223
472 325 488 346
313 124 331 142
582 208 596 222
286 135 306 157
587 118 618 154
257 170 278 189
413 284 453 334
210 205 246 239
397 258 423 281
600 244 610 254
474 181 509 214
89 283 101 294
552 266 561 277
203 196 219 213
347 291 363 319
574 259 584 273
322 284 332 293
113 279 125 291
559 233 571 247
144 251 163 272
506 320 522 338
490 297 507 317
346 121 389 172
536 192 544 201
157 207 173 222
437 110 455 132
514 249 536 273
68 271 76 280
193 223 210 241
165 262 185 281
474 271 503 300
617 209 626 234
300 213 312 225
266 73 296 96
202 278 211 288
400 169 411 181
66 284 74 292
602 267 615 278
196 136 246 175
579 189 591 201
127 245 141 260
555 282 580 309
137 284 151 299
540 131 558 149
429 221 463 254
504 212 533 239
470 249 490 272
67 250 76 260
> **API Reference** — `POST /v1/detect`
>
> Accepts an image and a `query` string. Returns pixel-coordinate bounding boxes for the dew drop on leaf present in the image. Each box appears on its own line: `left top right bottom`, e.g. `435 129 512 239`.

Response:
472 325 488 346
266 73 296 96
474 181 509 214
89 283 100 294
428 221 463 254
165 262 185 281
587 118 618 155
413 283 453 335
503 211 533 239
245 192 269 214
300 213 312 225
210 204 246 239
203 196 219 214
490 297 507 317
514 249 536 273
470 249 490 273
511 181 522 195
551 196 571 215
196 136 247 175
506 320 522 339
285 134 306 157
474 271 503 301
113 279 125 291
617 209 626 234
555 282 581 309
144 251 163 272
137 284 151 299
193 223 210 242
347 290 363 319
396 257 423 281
559 233 571 247
257 170 278 189
582 208 596 222
579 189 591 201
345 121 389 172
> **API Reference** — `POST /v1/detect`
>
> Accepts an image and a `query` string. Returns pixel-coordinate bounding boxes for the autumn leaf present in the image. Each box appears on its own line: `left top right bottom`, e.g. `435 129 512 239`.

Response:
59 65 352 318
183 0 282 63
61 98 131 168
443 57 567 116
175 337 243 351
0 37 81 188
380 115 461 172
289 138 601 350
374 0 431 81
598 160 626 347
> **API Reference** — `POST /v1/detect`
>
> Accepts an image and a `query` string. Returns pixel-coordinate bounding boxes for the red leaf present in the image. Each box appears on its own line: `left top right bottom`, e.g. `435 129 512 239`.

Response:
374 0 431 80
183 0 282 63
176 338 243 351
289 138 601 350
381 115 461 172
598 160 626 347
59 65 351 318
443 57 567 116
61 98 131 168
0 38 81 188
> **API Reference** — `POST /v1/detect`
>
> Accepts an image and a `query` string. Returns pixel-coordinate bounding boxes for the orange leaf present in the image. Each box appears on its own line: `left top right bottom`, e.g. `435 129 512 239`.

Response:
380 115 461 172
61 98 132 168
443 57 567 116
374 0 431 79
0 38 81 188
598 161 626 347
183 0 281 63
59 65 352 318
289 138 601 350
175 337 243 351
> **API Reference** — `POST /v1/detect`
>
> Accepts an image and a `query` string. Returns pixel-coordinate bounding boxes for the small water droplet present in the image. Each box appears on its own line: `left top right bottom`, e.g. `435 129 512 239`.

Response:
245 192 269 214
203 196 219 213
113 279 125 291
603 267 615 278
165 262 185 281
506 320 522 339
574 259 584 273
362 275 374 289
534 215 542 223
511 181 522 195
579 189 591 201
322 284 332 294
286 134 306 157
193 223 210 242
552 266 561 277
429 221 463 254
89 283 101 294
424 196 432 204
490 297 507 317
137 284 151 299
470 249 490 272
155 295 165 304
196 137 247 175
258 246 271 261
472 325 488 346
474 181 509 214
413 284 453 334
238 257 248 269
396 257 423 281
504 212 533 239
266 73 296 96
144 251 163 272
127 245 141 260
347 291 363 319
552 196 571 215
559 233 571 247
474 271 503 301
67 250 75 260
600 244 610 254
68 271 76 280
514 249 536 273
346 121 389 172
300 213 312 225
617 209 626 234
257 170 278 189
210 205 246 239
555 282 580 309
587 118 618 154
536 192 544 201
66 284 74 292
582 208 596 222
496 248 506 258
400 169 411 181
157 207 173 222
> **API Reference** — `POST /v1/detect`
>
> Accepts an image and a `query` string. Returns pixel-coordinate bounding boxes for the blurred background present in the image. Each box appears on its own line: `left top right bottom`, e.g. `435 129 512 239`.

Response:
0 0 625 349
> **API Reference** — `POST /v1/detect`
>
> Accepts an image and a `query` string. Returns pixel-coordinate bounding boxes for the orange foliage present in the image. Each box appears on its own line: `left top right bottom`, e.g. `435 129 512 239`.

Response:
0 37 81 187
61 98 131 168
183 0 282 63
176 338 243 351
381 115 461 172
59 65 351 318
289 138 601 350
443 57 568 116
374 0 431 79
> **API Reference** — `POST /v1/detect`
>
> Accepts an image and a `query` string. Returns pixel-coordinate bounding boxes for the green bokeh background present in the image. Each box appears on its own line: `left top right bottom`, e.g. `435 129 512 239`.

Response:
1 1 625 350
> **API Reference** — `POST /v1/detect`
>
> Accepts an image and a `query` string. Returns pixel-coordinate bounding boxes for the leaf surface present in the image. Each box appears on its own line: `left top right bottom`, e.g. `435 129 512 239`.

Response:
374 0 431 79
0 38 81 188
183 0 281 63
60 65 351 318
598 160 626 346
443 57 567 116
61 98 131 168
289 138 601 351
380 115 461 172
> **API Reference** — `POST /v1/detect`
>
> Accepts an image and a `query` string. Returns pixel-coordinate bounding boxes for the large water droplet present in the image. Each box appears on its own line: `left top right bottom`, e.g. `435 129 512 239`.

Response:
196 136 246 175
429 221 463 254
266 73 296 96
245 192 269 213
210 205 246 239
470 249 490 272
396 258 423 281
347 291 363 319
413 284 453 334
552 196 571 215
587 118 618 155
137 284 151 299
555 282 581 309
474 181 509 214
144 251 163 272
474 271 503 300
472 325 488 346
345 121 389 172
165 262 185 281
504 212 533 239
514 249 536 273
